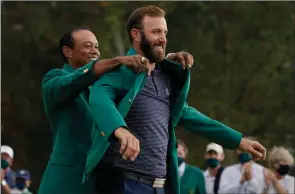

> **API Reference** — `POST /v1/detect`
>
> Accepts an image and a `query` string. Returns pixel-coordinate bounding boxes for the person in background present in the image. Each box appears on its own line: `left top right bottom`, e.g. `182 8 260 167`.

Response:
1 145 16 189
219 137 265 193
11 169 33 194
203 143 225 194
177 139 206 194
1 159 11 194
262 146 294 194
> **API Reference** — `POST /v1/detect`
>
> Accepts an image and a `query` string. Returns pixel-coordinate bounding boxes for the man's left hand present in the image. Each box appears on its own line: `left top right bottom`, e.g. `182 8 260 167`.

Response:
238 138 266 161
166 51 194 69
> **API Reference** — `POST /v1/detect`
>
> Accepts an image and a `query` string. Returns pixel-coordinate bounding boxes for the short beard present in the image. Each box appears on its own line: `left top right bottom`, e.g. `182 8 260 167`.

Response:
139 32 165 64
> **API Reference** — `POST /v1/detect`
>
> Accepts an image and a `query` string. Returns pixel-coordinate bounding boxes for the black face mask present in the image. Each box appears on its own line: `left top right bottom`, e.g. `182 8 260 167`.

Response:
277 165 290 176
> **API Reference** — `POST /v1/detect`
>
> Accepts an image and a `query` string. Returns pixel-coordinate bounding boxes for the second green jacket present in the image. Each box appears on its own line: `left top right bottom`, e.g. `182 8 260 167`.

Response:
180 164 206 194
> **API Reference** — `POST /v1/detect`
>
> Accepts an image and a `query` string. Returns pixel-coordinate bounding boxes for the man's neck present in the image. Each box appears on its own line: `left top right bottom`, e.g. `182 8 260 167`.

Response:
132 44 145 57
209 165 221 177
67 61 80 69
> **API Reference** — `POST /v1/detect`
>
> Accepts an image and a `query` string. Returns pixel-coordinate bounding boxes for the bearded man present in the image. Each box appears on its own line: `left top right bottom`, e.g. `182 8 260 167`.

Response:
87 5 266 194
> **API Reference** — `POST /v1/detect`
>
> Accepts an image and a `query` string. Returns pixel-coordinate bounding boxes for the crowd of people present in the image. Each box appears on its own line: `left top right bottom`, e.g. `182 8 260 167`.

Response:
177 138 295 194
1 145 33 194
1 139 294 194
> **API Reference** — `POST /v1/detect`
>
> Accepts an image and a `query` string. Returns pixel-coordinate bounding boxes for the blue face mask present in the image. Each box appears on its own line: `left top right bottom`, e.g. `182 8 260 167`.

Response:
205 158 220 168
16 182 26 190
238 153 253 164
178 157 185 166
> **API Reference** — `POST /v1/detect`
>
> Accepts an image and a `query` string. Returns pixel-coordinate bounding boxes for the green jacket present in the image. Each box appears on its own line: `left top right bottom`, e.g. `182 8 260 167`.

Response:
85 48 243 194
180 165 206 194
38 61 99 194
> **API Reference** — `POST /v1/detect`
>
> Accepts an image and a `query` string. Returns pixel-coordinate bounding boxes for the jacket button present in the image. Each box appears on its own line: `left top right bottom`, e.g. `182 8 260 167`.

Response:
129 99 132 103
100 132 105 137
83 68 89 73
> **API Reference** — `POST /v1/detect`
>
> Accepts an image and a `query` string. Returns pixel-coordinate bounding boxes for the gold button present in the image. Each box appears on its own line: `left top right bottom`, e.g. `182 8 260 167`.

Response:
83 68 89 73
128 99 132 103
100 132 105 137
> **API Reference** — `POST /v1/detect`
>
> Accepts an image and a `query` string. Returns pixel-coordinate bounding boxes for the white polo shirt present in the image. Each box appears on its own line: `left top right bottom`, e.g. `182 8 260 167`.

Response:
204 169 216 194
219 162 265 194
266 174 294 194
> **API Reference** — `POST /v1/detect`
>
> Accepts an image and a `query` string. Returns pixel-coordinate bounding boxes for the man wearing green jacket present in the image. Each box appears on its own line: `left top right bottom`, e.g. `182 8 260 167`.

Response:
38 26 194 194
87 5 266 194
177 139 206 194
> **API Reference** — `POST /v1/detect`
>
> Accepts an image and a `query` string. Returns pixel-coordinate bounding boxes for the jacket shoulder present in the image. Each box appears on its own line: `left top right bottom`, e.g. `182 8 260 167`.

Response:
186 164 204 175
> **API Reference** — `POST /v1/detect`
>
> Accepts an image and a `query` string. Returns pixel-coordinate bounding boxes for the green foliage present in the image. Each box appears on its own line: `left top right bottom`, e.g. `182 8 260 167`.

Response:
1 2 295 192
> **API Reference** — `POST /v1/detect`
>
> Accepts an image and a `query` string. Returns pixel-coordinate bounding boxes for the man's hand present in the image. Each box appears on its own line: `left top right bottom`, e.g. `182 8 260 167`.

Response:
116 55 155 76
243 162 253 181
166 51 194 69
238 138 266 161
114 127 140 161
263 168 277 183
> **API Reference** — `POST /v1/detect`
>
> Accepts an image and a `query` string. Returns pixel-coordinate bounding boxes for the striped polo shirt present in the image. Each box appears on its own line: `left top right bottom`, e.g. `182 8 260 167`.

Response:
102 65 171 178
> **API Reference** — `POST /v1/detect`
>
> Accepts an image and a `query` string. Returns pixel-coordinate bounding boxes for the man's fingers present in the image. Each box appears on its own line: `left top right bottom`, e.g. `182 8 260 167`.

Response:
187 54 194 68
130 139 140 161
142 58 151 76
122 136 140 161
147 63 155 76
253 141 266 160
122 138 134 159
249 146 263 160
135 56 143 72
120 138 127 154
180 57 186 69
182 53 192 68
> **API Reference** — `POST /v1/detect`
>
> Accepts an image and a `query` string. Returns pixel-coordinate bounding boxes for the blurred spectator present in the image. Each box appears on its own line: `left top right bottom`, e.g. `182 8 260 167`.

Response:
262 146 294 194
11 169 33 194
1 145 16 188
203 143 225 194
1 159 11 194
177 139 207 194
219 137 265 193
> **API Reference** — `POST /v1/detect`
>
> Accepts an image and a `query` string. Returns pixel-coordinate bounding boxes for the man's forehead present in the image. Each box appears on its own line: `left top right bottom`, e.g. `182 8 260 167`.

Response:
142 16 167 30
72 30 98 44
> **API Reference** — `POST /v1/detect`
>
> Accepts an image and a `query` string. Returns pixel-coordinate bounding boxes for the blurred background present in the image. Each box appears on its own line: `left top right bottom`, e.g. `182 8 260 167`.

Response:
1 1 295 193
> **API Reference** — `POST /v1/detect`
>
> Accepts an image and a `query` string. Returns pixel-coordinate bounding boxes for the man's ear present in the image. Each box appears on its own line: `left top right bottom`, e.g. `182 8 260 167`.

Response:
62 46 72 60
131 28 141 43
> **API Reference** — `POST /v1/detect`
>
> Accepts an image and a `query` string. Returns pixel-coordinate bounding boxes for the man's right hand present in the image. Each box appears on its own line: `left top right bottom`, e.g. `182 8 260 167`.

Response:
116 55 155 76
243 162 253 181
114 127 140 161
238 138 266 161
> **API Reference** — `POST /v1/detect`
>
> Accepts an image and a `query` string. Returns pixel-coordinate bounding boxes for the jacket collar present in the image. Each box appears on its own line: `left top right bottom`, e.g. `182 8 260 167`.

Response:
62 64 75 73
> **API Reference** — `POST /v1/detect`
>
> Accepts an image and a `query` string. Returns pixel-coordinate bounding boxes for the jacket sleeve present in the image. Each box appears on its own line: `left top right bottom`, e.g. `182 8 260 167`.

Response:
178 102 242 150
42 61 98 106
89 69 128 140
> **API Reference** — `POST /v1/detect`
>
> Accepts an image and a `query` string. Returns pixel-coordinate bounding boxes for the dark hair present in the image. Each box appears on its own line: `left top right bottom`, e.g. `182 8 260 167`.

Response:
59 26 92 63
126 5 165 43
